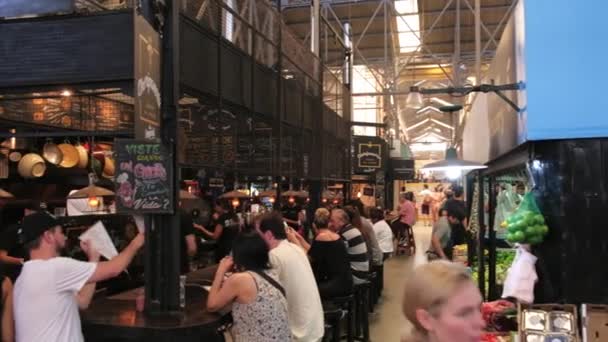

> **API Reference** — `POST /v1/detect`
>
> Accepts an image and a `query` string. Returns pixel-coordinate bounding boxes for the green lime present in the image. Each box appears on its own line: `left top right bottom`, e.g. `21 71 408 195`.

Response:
539 225 549 235
528 236 543 245
525 225 538 237
506 233 515 242
534 214 545 224
513 231 525 242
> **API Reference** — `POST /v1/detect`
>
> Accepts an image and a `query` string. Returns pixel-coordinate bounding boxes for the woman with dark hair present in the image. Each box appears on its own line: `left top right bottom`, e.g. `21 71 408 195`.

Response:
194 200 240 262
207 231 290 342
1 265 14 342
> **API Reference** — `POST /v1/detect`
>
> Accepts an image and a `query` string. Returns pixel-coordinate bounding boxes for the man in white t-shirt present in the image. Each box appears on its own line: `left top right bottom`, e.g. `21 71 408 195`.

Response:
13 211 145 342
257 212 324 342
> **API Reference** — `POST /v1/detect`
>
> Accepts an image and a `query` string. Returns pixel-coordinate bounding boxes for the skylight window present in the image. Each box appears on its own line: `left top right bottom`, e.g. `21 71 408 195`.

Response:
395 0 421 53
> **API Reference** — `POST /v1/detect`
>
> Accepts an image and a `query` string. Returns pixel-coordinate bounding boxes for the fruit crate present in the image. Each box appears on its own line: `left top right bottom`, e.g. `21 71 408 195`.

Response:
518 303 580 342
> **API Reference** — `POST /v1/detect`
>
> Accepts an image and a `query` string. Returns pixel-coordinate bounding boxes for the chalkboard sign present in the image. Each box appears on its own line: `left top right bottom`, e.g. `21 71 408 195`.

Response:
114 139 174 214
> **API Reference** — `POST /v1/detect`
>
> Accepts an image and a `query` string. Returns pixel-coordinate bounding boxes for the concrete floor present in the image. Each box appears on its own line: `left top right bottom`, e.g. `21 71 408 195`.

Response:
369 223 433 341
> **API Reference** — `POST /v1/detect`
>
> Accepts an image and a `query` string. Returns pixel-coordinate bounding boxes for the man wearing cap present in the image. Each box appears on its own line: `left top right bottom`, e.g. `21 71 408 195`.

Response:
12 211 145 342
0 202 43 281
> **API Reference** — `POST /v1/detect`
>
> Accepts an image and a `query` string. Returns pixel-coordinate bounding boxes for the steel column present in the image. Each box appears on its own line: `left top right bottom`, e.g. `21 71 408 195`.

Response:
310 0 320 55
475 0 481 84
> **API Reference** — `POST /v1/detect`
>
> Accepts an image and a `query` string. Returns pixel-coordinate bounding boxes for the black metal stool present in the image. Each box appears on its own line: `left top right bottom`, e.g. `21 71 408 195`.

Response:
324 294 355 342
353 281 370 342
323 306 343 342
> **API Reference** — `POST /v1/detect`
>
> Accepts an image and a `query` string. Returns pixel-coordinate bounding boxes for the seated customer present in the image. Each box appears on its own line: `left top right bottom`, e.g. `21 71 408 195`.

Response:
258 212 324 342
307 208 353 299
369 207 394 260
329 209 369 284
207 231 291 342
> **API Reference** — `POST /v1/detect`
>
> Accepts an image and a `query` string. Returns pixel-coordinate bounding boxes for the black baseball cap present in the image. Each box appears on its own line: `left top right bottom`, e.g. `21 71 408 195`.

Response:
19 211 61 244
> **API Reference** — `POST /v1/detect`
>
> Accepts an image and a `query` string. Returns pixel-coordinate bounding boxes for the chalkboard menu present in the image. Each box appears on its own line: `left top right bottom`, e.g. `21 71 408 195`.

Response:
180 103 237 167
114 139 174 214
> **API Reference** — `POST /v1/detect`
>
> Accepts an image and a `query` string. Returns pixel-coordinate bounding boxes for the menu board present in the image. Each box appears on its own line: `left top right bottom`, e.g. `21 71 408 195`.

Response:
180 103 237 167
134 14 161 140
114 139 174 214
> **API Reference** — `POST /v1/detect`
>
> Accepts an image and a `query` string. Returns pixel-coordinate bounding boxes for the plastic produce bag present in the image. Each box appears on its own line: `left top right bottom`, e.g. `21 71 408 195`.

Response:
501 245 537 303
503 192 549 245
493 185 518 239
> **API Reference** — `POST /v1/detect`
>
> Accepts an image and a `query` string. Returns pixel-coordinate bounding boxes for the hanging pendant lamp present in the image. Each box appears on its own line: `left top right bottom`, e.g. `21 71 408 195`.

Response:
420 147 487 172
68 173 115 199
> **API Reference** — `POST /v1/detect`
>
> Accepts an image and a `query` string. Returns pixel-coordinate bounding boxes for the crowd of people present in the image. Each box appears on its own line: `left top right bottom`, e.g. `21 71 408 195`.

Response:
0 185 483 342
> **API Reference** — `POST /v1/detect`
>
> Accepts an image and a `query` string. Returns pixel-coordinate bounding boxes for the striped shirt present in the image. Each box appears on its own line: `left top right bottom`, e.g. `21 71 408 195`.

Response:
339 224 369 283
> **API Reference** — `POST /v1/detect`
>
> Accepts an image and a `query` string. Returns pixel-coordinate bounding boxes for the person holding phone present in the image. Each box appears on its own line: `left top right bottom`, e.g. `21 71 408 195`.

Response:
207 231 290 342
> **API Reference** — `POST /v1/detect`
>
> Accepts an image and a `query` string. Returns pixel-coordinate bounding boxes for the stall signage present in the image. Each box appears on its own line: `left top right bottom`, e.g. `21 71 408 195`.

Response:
353 136 385 174
114 140 174 214
388 158 415 180
134 14 161 140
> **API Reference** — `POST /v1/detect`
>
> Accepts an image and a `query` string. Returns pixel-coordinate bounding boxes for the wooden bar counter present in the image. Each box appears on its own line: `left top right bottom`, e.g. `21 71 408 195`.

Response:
82 266 229 342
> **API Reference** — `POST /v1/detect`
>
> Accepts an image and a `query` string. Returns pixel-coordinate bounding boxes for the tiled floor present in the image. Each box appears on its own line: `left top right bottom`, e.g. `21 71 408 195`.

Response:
369 223 433 341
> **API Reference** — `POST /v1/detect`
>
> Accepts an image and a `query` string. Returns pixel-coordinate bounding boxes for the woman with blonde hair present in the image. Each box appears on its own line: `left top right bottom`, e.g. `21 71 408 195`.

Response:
402 261 485 342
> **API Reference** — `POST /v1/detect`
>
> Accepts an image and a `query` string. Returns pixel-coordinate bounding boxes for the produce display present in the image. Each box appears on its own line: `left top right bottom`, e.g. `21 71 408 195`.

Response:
502 193 549 245
470 249 516 291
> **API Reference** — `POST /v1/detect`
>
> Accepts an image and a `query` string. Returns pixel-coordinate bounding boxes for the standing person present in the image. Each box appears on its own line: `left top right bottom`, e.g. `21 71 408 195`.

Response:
442 185 467 246
419 184 432 226
401 261 485 342
329 209 369 284
1 266 14 342
179 208 198 273
206 231 291 342
369 207 394 260
194 200 239 262
431 185 445 224
281 196 304 235
13 211 145 342
0 203 42 282
257 212 324 342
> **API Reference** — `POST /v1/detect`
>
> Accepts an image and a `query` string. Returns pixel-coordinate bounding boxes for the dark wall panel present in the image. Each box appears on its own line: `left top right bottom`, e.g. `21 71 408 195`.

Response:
180 18 218 96
0 12 133 88
253 65 277 117
220 42 244 106
531 139 608 304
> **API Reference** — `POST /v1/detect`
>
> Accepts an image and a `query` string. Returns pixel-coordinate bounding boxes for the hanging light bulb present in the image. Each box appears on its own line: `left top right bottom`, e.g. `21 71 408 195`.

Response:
406 86 424 109
357 191 362 198
446 169 462 180
421 147 487 172
322 198 328 204
288 197 295 204
231 198 240 208
269 197 276 204
88 196 100 208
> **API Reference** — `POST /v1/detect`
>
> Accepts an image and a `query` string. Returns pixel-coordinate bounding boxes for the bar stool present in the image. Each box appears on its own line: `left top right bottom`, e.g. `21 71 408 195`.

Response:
323 294 355 342
353 281 370 342
323 306 343 342
367 272 378 312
